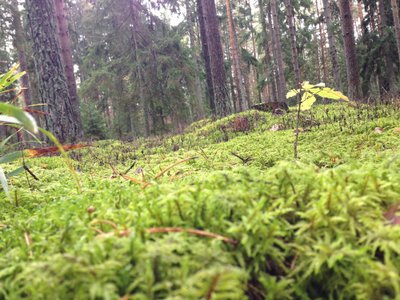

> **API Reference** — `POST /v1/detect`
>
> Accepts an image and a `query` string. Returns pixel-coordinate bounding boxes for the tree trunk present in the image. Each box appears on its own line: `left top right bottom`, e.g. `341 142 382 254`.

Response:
316 0 328 83
322 0 342 90
201 0 231 116
338 0 361 100
390 0 400 68
185 0 205 120
269 0 287 103
378 0 395 94
258 0 277 102
284 0 301 87
10 0 32 107
54 0 83 138
197 0 215 114
26 0 80 143
224 0 246 112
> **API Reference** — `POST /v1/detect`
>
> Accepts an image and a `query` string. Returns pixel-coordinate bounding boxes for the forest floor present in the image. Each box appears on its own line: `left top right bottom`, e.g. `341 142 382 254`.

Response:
1 103 400 299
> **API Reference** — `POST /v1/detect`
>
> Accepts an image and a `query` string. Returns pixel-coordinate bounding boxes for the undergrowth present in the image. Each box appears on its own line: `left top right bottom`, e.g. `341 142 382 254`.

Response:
1 103 400 299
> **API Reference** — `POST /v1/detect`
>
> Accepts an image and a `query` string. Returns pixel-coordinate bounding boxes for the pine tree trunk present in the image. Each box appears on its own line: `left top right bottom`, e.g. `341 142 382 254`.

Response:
26 0 80 143
197 0 216 114
201 0 231 116
185 0 205 119
316 0 328 83
258 0 277 102
10 0 32 107
54 0 83 138
224 0 246 112
284 0 301 87
390 0 400 67
269 0 287 103
322 0 342 90
338 0 361 100
378 0 395 94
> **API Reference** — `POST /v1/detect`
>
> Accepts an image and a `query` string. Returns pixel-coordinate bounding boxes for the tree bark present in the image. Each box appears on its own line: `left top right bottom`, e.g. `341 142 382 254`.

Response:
322 0 342 90
185 0 205 119
224 0 246 112
316 0 328 83
284 0 301 87
378 0 395 93
338 0 362 100
390 0 400 68
201 0 231 116
258 0 277 102
269 0 287 103
197 0 215 114
26 0 80 143
54 0 83 138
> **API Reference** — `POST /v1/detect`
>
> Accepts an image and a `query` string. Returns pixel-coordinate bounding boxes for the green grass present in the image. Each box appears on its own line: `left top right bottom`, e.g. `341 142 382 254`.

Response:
1 104 400 299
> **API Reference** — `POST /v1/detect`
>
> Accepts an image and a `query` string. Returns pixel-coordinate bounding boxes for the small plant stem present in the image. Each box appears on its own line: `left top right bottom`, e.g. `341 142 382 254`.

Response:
294 92 302 160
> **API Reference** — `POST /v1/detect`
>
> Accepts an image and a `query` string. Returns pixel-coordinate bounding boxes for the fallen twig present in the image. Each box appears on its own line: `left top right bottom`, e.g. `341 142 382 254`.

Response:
147 227 238 245
24 231 33 258
230 152 252 164
154 156 198 179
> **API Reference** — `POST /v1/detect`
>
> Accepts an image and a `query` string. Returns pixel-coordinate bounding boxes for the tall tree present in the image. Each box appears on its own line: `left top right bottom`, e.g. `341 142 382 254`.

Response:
338 0 361 100
197 0 215 114
54 0 83 137
322 0 342 90
390 0 400 65
378 0 395 93
315 0 328 83
199 0 231 116
258 0 277 102
26 0 81 142
284 0 301 87
269 0 287 104
185 0 205 119
224 0 247 112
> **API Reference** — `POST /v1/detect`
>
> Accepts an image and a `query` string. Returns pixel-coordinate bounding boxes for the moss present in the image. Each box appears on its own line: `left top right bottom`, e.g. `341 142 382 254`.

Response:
1 104 400 299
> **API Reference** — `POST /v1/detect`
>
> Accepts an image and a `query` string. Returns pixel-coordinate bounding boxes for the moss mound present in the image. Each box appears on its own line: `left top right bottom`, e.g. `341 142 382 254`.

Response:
1 104 400 299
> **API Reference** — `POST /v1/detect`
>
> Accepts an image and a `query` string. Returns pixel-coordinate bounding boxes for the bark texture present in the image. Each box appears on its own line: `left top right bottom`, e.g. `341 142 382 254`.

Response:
199 0 231 116
322 0 342 90
26 0 80 142
54 0 83 137
224 0 246 112
338 0 362 100
197 0 215 114
390 0 400 68
284 0 301 87
269 0 287 103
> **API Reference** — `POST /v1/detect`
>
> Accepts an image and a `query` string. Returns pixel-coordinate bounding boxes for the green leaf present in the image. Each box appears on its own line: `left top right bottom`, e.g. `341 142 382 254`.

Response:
300 92 317 110
0 151 23 164
286 89 300 98
0 103 38 133
0 64 25 92
310 87 349 101
6 166 25 178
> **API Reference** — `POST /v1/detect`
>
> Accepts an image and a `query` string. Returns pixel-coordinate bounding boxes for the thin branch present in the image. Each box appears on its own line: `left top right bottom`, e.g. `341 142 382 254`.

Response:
154 156 198 179
147 227 238 245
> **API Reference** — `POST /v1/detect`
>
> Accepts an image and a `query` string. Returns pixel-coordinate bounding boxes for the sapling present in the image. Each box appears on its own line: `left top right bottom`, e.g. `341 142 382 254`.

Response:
286 82 349 159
